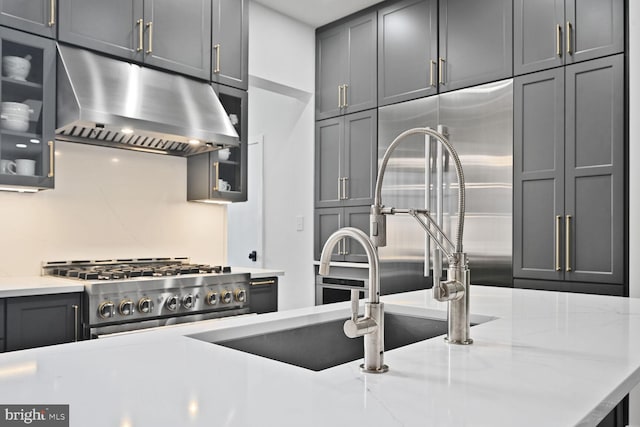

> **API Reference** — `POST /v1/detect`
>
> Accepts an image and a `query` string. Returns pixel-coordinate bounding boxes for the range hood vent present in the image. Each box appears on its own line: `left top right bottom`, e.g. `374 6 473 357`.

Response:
55 44 238 156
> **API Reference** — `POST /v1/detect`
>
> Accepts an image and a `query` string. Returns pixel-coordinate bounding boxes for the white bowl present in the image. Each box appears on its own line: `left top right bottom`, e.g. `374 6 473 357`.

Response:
1 102 32 119
2 56 31 80
218 148 231 161
1 116 29 132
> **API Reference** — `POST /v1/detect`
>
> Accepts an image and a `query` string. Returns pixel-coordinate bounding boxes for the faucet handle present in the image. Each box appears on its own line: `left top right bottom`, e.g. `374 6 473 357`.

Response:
350 289 359 321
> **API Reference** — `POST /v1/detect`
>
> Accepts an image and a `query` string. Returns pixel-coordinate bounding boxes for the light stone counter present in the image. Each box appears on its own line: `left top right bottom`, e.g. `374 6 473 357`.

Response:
0 276 83 298
0 286 638 427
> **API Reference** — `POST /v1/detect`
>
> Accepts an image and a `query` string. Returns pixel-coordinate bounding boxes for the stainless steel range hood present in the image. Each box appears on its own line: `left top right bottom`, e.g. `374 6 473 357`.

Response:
56 44 238 156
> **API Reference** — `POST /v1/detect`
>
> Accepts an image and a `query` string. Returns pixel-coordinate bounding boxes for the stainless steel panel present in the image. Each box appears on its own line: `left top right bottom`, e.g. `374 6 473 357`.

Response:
56 44 238 156
377 79 513 288
438 79 513 286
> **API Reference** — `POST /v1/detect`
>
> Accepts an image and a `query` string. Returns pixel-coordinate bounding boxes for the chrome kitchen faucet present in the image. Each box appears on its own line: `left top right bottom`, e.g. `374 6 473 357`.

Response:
371 127 473 345
319 227 388 373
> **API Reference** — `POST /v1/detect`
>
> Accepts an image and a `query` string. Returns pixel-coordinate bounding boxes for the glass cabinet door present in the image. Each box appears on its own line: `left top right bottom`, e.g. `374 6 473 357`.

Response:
0 27 55 191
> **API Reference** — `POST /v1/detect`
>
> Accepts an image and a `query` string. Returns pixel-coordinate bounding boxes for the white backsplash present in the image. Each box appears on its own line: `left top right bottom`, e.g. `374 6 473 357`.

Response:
0 141 226 276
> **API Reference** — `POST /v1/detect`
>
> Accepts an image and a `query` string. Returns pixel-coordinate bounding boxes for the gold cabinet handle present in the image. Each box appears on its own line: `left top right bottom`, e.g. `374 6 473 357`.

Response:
137 19 144 52
72 304 79 342
555 215 562 271
338 85 343 109
565 215 572 272
566 21 572 55
145 21 153 54
343 84 348 107
213 44 221 73
251 279 276 286
342 176 348 200
556 25 562 57
48 0 56 26
438 58 445 85
47 140 54 178
213 161 220 191
430 60 436 87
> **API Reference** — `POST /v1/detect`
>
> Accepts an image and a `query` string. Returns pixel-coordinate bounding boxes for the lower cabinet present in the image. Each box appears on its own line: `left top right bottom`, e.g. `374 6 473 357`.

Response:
314 206 370 262
4 293 82 352
0 300 5 352
249 277 278 314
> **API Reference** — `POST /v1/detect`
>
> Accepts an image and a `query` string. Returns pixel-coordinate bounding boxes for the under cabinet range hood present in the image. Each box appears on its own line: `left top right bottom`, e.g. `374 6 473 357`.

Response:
55 44 238 156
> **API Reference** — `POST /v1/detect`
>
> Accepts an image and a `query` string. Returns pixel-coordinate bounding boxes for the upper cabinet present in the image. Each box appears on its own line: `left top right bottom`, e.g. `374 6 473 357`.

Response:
316 10 377 120
58 0 212 80
514 0 624 75
438 0 512 93
378 0 437 106
0 0 57 38
0 0 57 39
0 27 56 190
376 0 512 105
211 0 248 90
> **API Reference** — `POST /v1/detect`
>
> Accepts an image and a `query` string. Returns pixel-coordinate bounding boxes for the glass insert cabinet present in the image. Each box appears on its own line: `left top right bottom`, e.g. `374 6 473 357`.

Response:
0 26 55 191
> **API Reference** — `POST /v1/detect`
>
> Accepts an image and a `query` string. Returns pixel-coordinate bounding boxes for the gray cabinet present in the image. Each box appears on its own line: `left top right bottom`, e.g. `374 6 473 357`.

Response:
58 0 212 80
211 0 248 90
514 0 624 75
187 84 247 202
377 0 437 106
249 277 278 314
0 0 57 38
513 54 624 287
314 206 371 262
438 0 512 93
5 293 82 351
0 299 4 352
0 27 55 190
316 10 376 120
315 109 377 208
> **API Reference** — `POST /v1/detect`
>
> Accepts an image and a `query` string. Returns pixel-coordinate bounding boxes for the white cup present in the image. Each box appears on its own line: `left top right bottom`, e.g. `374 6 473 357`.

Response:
0 159 17 174
218 148 231 161
15 159 36 176
218 179 231 192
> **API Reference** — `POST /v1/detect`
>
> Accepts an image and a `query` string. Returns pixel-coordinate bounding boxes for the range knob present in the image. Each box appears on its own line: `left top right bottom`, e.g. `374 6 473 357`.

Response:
119 300 135 316
234 289 247 303
138 297 154 314
182 294 194 309
205 291 218 305
221 290 232 304
166 295 179 311
98 301 115 319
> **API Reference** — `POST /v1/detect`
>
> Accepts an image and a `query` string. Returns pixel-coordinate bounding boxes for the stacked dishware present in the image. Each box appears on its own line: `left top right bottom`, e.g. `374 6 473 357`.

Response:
1 102 33 132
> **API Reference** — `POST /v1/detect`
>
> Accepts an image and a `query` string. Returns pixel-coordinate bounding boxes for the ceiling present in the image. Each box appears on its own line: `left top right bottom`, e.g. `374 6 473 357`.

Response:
254 0 385 28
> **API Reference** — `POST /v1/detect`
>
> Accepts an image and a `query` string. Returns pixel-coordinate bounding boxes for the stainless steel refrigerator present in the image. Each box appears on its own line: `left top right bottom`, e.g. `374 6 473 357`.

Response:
377 79 513 288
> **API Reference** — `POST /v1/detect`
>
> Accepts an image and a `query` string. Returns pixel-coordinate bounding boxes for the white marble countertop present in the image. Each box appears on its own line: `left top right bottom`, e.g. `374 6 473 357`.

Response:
0 286 638 427
0 276 84 298
0 268 282 298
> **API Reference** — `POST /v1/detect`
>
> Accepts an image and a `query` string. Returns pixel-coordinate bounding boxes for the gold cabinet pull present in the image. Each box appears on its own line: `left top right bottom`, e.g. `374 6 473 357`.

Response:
213 162 220 191
565 215 572 272
251 279 276 286
47 140 54 178
343 84 348 107
213 44 221 73
48 0 56 26
338 85 343 108
145 21 153 54
555 215 562 271
430 60 436 87
137 19 144 52
342 176 348 200
566 21 572 55
72 305 79 342
438 58 445 85
556 25 562 57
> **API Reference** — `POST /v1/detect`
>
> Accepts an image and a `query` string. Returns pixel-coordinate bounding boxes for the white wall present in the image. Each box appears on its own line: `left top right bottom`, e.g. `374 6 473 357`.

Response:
0 142 226 276
629 2 640 425
244 2 315 309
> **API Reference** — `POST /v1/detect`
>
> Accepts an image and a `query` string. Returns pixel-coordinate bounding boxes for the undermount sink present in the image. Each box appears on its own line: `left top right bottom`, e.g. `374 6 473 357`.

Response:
189 308 488 371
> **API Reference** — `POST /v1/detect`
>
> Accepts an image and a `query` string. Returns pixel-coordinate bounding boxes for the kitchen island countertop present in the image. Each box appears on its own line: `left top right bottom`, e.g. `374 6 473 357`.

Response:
0 285 638 426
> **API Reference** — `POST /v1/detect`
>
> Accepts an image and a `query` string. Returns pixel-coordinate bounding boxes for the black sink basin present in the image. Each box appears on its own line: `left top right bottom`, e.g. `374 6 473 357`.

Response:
200 312 450 371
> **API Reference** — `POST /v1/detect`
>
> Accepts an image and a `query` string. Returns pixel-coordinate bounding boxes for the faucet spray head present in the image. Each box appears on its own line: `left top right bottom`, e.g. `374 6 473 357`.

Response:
370 205 387 248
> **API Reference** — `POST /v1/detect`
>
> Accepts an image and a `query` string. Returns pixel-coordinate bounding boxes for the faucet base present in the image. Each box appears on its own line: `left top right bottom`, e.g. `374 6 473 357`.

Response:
444 337 473 345
360 364 389 374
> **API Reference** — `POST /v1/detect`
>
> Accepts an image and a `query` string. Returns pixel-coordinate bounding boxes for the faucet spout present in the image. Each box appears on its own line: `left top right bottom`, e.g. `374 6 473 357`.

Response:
319 227 388 373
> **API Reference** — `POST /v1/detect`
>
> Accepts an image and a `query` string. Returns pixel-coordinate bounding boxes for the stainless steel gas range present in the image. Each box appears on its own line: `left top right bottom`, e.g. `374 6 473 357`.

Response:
42 257 251 338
